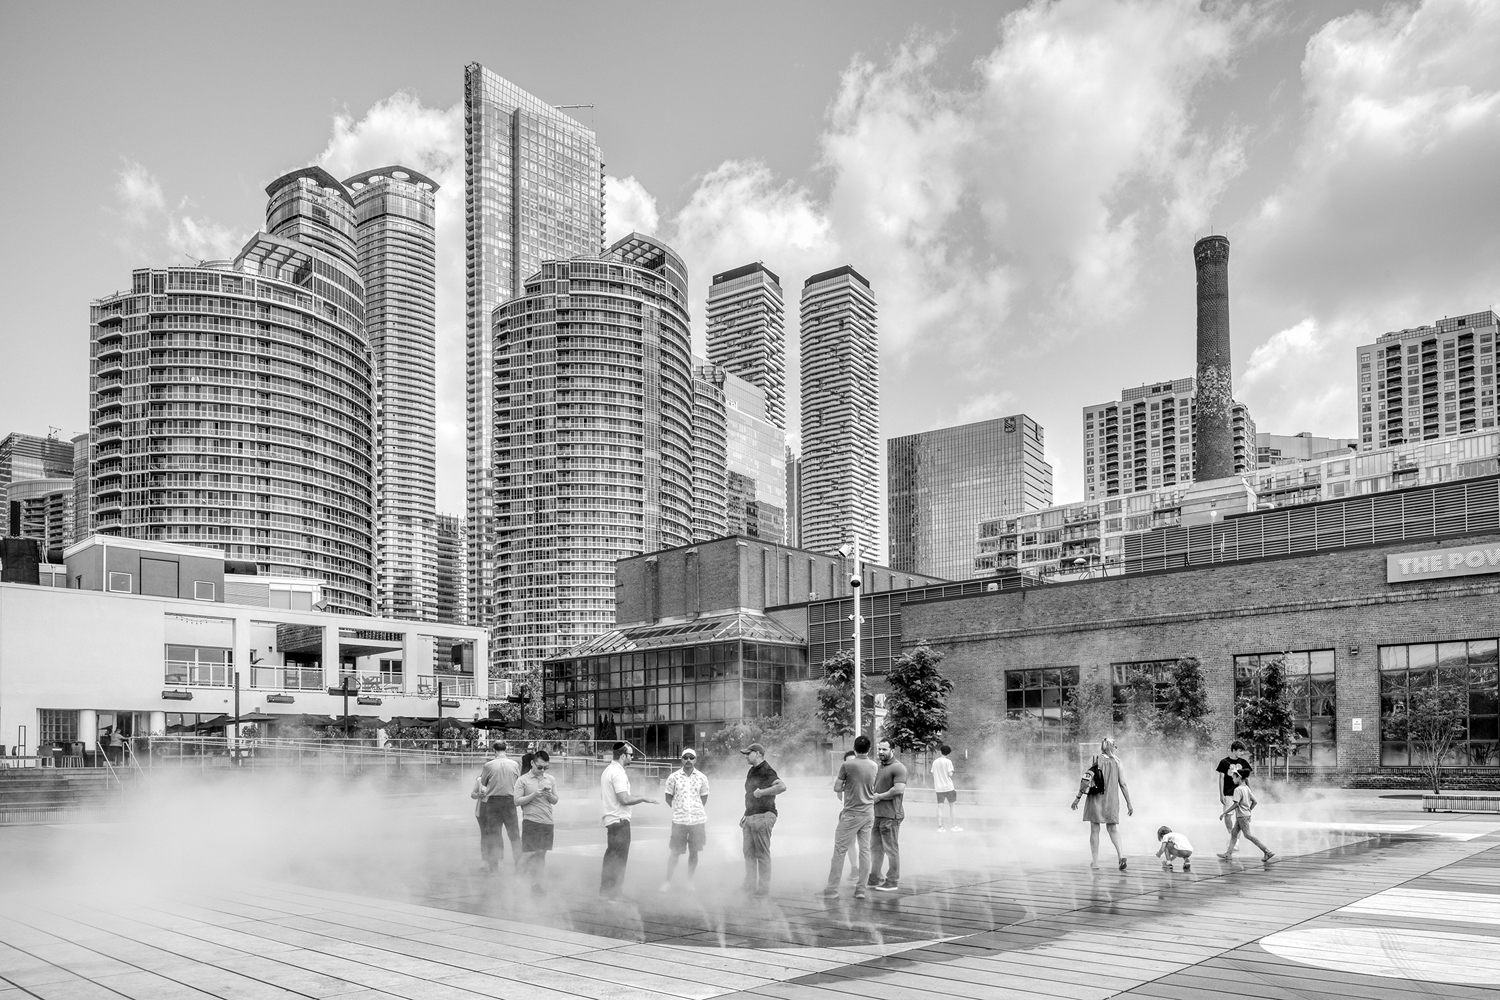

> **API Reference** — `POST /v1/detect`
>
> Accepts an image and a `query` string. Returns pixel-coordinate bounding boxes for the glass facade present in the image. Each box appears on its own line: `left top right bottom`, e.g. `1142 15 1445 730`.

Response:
0 433 75 492
465 63 606 635
542 612 808 756
89 167 375 613
706 262 786 430
1358 311 1497 450
800 266 880 559
490 235 695 677
690 363 729 542
347 167 440 621
1233 649 1337 768
888 415 1053 580
723 373 786 541
1379 639 1499 767
1004 666 1079 746
433 513 467 625
1110 658 1180 721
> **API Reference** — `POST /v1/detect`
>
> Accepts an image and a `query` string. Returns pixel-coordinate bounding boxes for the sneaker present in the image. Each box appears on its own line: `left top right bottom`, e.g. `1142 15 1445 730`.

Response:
1183 862 1192 872
1118 857 1128 871
937 827 947 834
753 888 770 898
1216 851 1234 860
1161 862 1173 871
866 877 881 887
1263 852 1276 863
820 886 840 898
951 826 963 832
853 888 868 900
874 882 899 892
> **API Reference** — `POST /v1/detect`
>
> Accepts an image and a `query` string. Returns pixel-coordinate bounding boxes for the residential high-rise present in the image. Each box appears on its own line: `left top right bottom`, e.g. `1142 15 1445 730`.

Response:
1083 379 1255 499
785 448 802 547
706 262 786 429
1356 310 1498 450
888 415 1053 580
71 431 89 540
0 432 74 491
434 513 468 625
346 166 440 621
465 63 606 633
723 373 786 541
690 362 729 542
88 166 375 613
799 266 879 559
1257 432 1356 468
6 478 73 552
490 234 694 676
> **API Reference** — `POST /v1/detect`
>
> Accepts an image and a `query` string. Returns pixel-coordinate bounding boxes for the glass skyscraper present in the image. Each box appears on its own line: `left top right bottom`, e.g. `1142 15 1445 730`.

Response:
690 362 729 542
887 415 1053 580
706 262 786 430
346 166 440 621
465 63 606 634
489 234 694 677
434 513 467 625
723 372 786 541
799 265 880 559
88 167 376 613
0 432 75 492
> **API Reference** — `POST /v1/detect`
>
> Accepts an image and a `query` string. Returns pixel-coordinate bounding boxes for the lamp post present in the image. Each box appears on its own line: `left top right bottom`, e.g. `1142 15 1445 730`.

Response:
839 536 864 742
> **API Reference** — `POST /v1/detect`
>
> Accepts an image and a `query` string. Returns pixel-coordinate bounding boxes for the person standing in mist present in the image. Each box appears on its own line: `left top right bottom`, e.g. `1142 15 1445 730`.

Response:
868 739 907 892
513 749 558 895
740 742 786 897
932 744 961 832
1214 740 1254 836
822 734 878 900
1071 736 1133 870
474 741 521 873
599 741 656 902
660 747 710 892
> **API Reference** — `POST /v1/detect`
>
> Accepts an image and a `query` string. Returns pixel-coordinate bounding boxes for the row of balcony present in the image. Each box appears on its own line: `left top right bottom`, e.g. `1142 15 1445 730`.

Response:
163 661 503 699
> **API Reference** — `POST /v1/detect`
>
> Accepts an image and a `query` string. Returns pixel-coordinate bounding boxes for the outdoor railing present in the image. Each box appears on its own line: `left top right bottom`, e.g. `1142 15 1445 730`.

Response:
249 665 324 691
164 660 232 687
415 673 477 697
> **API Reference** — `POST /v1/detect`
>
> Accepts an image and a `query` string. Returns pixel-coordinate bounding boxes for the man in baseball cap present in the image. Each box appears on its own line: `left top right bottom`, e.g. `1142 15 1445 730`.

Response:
739 743 786 897
659 747 710 892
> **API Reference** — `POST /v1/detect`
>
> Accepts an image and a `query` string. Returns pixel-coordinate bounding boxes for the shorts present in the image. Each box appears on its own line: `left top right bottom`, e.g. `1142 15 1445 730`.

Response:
521 820 554 853
936 790 957 803
669 822 707 854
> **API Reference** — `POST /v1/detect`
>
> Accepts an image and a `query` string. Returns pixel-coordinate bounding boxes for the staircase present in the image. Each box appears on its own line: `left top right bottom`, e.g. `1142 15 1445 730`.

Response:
0 768 124 824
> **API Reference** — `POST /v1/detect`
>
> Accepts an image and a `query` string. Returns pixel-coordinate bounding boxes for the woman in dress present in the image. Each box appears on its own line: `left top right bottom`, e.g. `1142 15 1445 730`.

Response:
1070 736 1134 870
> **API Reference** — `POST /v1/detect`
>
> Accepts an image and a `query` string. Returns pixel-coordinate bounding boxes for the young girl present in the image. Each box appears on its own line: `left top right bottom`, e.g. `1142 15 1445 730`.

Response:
1155 826 1193 872
1217 770 1275 862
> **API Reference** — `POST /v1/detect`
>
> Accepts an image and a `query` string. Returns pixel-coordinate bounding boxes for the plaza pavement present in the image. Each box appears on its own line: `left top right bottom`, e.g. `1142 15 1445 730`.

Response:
0 787 1497 999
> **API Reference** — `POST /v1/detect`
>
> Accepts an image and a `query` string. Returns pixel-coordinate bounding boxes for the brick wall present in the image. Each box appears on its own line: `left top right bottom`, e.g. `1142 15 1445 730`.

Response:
902 531 1500 786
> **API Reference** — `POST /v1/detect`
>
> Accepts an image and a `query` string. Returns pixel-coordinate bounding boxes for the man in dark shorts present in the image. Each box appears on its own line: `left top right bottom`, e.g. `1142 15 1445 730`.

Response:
932 743 960 832
513 749 558 894
1215 740 1254 834
869 739 907 892
660 748 710 892
740 742 786 897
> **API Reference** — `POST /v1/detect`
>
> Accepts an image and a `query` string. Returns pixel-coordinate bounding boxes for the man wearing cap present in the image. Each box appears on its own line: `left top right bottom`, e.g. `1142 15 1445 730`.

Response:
740 742 786 897
600 741 656 901
660 748 711 892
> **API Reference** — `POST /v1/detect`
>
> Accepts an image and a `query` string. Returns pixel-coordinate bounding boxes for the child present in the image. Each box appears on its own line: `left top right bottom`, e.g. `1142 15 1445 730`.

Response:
1155 826 1194 871
1216 770 1275 862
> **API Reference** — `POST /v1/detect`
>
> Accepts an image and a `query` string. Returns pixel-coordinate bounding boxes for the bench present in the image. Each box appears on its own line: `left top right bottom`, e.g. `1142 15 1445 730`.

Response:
1423 793 1500 813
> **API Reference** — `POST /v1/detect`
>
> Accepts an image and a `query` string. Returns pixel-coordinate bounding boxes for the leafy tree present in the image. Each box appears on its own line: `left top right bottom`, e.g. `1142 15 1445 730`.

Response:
1163 657 1213 747
975 714 1041 757
1236 656 1296 766
1066 677 1114 745
701 711 824 770
1118 668 1166 740
882 643 955 751
816 649 857 740
1384 684 1468 794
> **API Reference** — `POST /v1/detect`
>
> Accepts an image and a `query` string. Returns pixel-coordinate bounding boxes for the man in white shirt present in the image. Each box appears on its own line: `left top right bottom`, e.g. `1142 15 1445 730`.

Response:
600 741 656 901
931 743 961 832
659 747 710 892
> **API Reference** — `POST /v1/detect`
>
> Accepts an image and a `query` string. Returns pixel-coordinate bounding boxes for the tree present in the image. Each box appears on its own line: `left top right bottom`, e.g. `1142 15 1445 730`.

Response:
1163 657 1213 747
1236 656 1295 767
702 711 824 769
1066 678 1114 745
1118 667 1166 740
883 643 954 751
1384 684 1468 794
816 649 857 740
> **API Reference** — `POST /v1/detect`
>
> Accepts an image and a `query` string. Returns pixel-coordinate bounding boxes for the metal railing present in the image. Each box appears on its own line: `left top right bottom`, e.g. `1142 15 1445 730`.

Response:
250 665 324 691
415 673 477 697
164 660 232 687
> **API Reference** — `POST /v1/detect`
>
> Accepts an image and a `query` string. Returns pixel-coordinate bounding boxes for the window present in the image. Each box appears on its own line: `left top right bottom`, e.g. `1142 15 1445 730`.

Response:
38 709 78 746
1111 659 1179 721
1233 650 1336 767
1379 640 1498 767
165 644 233 687
108 572 132 593
1004 667 1078 742
194 581 215 601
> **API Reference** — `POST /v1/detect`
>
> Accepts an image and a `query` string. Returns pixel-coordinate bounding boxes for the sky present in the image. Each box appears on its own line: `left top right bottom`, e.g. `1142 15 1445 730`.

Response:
4 0 1499 514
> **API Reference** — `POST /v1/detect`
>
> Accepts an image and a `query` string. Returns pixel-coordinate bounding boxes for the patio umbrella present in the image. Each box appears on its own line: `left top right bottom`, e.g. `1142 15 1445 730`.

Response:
534 719 578 732
472 718 513 731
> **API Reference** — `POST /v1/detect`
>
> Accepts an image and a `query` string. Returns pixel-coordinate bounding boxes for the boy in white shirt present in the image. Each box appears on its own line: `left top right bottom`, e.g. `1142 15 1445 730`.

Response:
1155 825 1194 872
930 744 960 832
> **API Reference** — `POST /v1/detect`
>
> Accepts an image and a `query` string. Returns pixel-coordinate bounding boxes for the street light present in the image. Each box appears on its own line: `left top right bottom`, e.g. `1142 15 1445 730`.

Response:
837 537 863 743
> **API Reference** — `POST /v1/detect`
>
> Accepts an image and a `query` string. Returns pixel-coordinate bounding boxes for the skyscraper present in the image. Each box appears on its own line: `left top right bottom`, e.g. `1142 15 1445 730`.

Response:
1356 310 1498 449
723 372 786 541
465 63 606 632
0 432 74 491
1083 380 1256 499
785 447 802 547
888 415 1053 580
706 262 786 429
799 266 879 559
346 166 440 621
88 167 375 613
434 513 468 625
71 431 89 540
490 234 694 677
6 478 73 552
690 362 729 542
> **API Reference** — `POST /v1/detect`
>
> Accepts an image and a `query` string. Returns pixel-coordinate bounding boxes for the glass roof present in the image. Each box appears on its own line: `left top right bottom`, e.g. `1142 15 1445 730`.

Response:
551 612 806 659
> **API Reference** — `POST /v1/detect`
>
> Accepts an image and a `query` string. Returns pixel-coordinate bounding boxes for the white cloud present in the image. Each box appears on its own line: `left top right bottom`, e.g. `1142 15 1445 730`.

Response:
604 175 659 244
114 161 164 225
1239 317 1354 438
164 214 244 261
110 160 245 261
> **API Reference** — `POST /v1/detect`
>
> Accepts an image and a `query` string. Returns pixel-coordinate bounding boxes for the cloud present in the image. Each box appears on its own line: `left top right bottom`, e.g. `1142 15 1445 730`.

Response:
1239 317 1353 435
604 175 659 244
110 160 245 261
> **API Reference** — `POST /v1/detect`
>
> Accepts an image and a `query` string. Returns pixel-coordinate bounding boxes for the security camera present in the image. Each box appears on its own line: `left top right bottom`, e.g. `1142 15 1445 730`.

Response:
849 574 862 589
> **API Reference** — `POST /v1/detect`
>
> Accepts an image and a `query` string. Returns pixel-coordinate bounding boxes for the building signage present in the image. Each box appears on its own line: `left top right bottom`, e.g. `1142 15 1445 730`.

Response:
1387 543 1500 584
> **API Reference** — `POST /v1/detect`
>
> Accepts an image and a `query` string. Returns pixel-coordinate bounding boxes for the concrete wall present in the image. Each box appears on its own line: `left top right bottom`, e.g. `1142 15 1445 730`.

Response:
901 531 1500 780
64 542 224 602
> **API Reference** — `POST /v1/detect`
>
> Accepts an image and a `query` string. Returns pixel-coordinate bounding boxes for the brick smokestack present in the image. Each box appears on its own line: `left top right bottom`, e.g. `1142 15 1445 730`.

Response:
1193 235 1234 481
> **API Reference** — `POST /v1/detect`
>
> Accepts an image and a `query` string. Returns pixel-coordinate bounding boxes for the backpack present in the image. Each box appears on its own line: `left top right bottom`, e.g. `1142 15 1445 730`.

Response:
1085 756 1106 796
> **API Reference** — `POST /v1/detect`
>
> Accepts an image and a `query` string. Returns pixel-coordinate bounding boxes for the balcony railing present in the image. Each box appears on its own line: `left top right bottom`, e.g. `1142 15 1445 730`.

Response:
358 673 404 695
165 660 232 688
488 677 511 700
416 673 476 697
249 665 324 691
